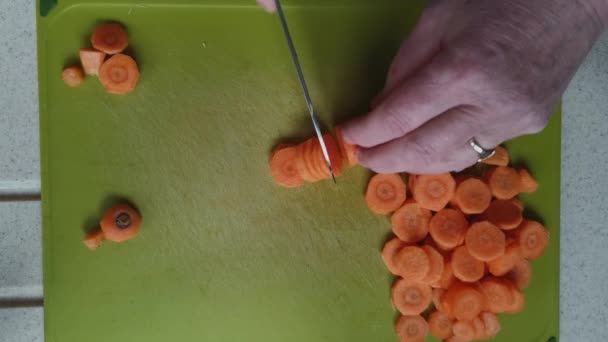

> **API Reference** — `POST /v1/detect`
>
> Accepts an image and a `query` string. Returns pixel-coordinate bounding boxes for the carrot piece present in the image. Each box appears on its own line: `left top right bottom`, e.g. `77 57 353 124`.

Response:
407 175 416 194
295 138 318 182
518 169 539 193
391 278 433 315
79 48 106 75
411 173 456 211
465 221 506 262
452 178 492 214
504 287 526 314
421 245 445 284
429 209 469 250
487 242 522 276
431 258 455 289
445 336 473 342
480 312 501 337
471 316 489 340
83 228 105 250
482 199 524 230
269 145 304 188
99 203 142 242
62 65 85 87
507 259 533 289
444 282 485 321
391 200 431 243
432 288 452 316
452 320 475 341
382 237 407 275
428 310 453 340
91 23 129 54
334 125 359 167
393 246 431 281
395 315 429 341
365 174 406 214
513 220 549 259
478 276 515 313
486 166 521 200
451 246 485 282
480 146 509 166
99 54 140 94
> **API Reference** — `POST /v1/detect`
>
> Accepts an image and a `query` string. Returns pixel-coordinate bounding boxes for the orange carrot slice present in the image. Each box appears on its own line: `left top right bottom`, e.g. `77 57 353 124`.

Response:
471 316 488 340
395 315 429 341
452 320 475 340
519 169 539 193
269 145 304 188
465 221 506 262
504 287 526 314
432 288 450 315
444 282 485 321
507 259 533 289
334 125 359 167
431 258 455 289
487 242 522 276
83 229 105 250
451 246 485 282
478 276 515 313
428 310 454 340
445 336 473 342
382 237 407 275
99 203 142 242
480 146 509 166
391 200 431 243
486 166 521 199
480 312 501 337
393 246 431 281
99 53 140 94
482 199 524 230
411 173 456 211
91 23 129 54
513 220 549 259
62 65 85 87
79 48 106 75
391 278 433 315
421 245 445 284
365 174 406 214
429 209 468 250
295 138 318 182
452 178 492 214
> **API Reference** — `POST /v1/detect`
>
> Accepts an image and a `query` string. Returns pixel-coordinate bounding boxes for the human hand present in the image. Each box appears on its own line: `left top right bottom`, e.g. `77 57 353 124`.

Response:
257 0 276 12
342 0 607 174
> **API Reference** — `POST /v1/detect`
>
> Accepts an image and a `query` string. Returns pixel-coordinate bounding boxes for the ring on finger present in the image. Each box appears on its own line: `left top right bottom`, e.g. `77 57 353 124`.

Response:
469 138 496 162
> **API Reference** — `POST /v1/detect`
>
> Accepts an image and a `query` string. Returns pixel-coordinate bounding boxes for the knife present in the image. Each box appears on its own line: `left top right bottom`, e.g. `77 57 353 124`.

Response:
274 0 336 183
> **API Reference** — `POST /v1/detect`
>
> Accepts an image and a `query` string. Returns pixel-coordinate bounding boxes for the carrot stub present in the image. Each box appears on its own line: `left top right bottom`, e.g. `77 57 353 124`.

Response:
62 66 85 87
513 220 549 259
99 203 142 242
465 221 506 262
83 228 105 250
99 53 140 94
393 246 431 281
444 282 485 321
487 242 522 276
382 237 407 275
482 199 524 230
519 169 539 193
478 276 515 313
420 245 445 284
507 259 533 289
79 48 106 75
391 278 432 315
395 315 429 341
365 174 406 214
451 246 485 282
91 23 129 54
269 145 304 188
480 146 509 166
411 173 456 211
429 208 468 250
391 200 431 243
334 125 359 167
486 166 521 199
452 178 492 214
428 310 454 340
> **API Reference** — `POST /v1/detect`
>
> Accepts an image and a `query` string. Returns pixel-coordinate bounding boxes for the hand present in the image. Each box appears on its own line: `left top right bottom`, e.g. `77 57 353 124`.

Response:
257 0 277 12
342 0 607 174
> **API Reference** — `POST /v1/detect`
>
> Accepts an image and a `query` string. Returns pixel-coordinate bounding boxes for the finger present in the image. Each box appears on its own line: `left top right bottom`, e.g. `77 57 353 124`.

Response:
257 0 277 12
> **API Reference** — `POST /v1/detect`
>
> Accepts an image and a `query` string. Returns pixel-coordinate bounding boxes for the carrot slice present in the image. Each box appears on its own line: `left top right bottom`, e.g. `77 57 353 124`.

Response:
83 228 105 250
295 138 317 182
482 199 524 230
480 312 501 337
334 125 359 167
382 237 407 275
465 221 506 262
393 246 431 281
391 200 431 243
429 209 469 250
79 48 106 75
471 316 488 340
395 315 429 341
99 53 140 94
431 258 455 289
478 276 515 313
411 173 456 211
428 310 454 340
480 146 509 166
451 246 485 282
391 278 433 315
269 145 304 188
487 242 522 276
486 166 521 199
99 203 142 242
407 175 417 195
444 282 485 321
62 65 85 87
421 245 445 284
91 23 129 54
519 169 539 193
365 174 406 214
452 320 475 340
513 220 549 259
504 287 526 314
445 336 473 342
507 259 533 289
452 178 492 214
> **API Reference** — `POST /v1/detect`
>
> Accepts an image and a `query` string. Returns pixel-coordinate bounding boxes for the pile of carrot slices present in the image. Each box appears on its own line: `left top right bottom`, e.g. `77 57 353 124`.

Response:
62 23 140 94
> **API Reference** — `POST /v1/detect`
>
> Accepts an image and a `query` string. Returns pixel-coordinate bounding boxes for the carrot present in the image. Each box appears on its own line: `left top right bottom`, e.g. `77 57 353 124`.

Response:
444 282 485 321
451 246 485 282
487 242 522 276
429 209 468 250
432 288 447 312
480 312 501 337
504 287 525 314
365 174 406 214
507 259 533 289
99 53 140 94
391 278 433 315
394 315 429 341
83 228 105 250
478 276 515 313
382 237 407 275
269 145 304 188
518 169 539 193
79 48 106 75
411 173 456 211
452 320 475 341
452 178 492 214
319 134 343 178
91 23 129 54
99 203 142 242
391 200 431 243
62 65 85 87
421 245 445 284
294 138 318 182
471 316 488 340
428 310 454 340
480 146 509 166
445 336 472 342
485 166 521 199
393 246 431 281
465 221 506 262
334 125 359 167
481 199 523 230
513 220 549 259
431 258 455 289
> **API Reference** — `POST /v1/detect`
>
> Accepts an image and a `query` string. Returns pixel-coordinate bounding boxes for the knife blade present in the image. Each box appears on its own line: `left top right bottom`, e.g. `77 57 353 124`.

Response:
274 0 336 183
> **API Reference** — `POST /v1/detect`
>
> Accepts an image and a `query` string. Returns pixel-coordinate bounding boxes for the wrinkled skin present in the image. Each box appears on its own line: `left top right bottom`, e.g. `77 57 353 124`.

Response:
259 0 607 174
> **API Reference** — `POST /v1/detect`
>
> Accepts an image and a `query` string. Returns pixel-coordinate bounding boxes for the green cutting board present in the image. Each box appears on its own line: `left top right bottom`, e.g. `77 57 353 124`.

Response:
38 1 560 341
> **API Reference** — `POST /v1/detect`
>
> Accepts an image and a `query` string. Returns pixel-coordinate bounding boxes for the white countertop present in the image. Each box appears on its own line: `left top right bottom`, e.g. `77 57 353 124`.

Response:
1 1 607 341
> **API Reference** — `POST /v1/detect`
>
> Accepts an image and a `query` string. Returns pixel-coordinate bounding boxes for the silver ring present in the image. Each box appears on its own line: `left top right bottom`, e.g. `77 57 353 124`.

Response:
469 138 496 162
